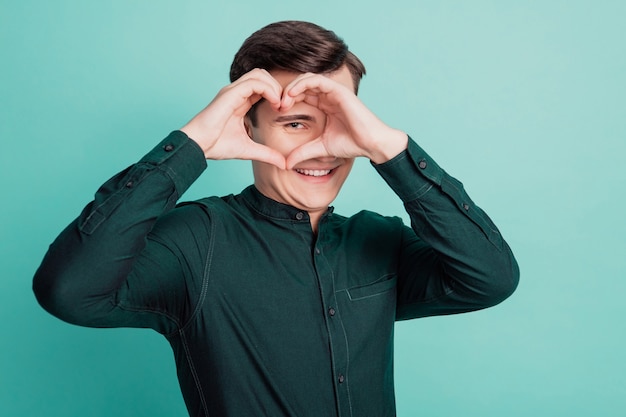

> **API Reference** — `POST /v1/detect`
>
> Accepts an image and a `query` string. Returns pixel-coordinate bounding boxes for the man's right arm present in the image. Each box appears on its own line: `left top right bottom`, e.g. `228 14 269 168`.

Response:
33 132 207 333
33 69 286 332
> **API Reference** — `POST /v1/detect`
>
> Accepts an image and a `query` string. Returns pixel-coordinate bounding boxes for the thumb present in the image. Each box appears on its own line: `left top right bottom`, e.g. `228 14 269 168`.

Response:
285 139 329 169
242 142 287 169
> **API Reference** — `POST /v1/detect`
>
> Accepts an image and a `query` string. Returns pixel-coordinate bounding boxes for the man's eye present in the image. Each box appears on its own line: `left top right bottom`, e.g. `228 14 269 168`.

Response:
286 122 305 129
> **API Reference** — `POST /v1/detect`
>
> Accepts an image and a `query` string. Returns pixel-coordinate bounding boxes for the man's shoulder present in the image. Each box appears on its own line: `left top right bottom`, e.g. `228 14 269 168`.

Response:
178 194 234 208
326 210 407 251
172 193 241 218
150 194 240 236
331 209 405 231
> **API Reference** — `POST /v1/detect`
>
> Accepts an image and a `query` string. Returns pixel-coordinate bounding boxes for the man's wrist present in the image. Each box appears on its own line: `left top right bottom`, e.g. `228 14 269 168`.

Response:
368 129 409 164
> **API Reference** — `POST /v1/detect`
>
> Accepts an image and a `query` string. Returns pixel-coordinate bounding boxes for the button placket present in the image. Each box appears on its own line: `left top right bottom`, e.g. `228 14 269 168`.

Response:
314 225 351 415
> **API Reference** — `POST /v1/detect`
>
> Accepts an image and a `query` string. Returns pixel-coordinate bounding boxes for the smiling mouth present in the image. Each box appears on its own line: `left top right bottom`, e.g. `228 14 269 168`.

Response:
295 168 333 177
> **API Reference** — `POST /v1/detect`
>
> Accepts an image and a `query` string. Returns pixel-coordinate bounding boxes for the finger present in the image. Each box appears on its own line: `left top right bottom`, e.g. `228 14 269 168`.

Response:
224 68 283 112
235 69 283 109
280 73 323 109
284 73 335 98
230 79 282 116
240 141 286 170
279 91 320 112
281 74 350 112
285 139 330 170
246 79 282 107
233 68 282 93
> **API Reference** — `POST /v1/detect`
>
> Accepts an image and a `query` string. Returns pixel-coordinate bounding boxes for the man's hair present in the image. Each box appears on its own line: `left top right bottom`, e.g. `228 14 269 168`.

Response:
230 21 366 125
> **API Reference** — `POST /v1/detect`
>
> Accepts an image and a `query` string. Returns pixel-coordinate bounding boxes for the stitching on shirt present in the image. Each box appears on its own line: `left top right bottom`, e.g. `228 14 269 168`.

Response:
116 301 182 329
320 252 354 416
149 204 214 415
415 183 434 199
180 329 210 416
80 167 137 234
181 204 215 332
343 274 397 301
440 176 503 250
402 183 434 202
471 205 503 249
312 250 340 415
81 164 177 235
335 299 354 417
155 163 179 187
111 229 184 333
174 204 215 417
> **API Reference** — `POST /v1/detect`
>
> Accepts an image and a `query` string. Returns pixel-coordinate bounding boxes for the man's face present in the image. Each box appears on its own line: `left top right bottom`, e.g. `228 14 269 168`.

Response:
246 66 356 217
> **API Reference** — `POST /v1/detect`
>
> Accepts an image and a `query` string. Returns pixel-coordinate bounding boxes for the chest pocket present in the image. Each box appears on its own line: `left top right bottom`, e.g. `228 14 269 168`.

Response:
346 275 397 301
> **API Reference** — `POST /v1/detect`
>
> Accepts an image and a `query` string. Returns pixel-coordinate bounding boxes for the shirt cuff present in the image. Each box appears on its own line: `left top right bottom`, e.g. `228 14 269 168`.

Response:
372 136 445 202
138 130 207 196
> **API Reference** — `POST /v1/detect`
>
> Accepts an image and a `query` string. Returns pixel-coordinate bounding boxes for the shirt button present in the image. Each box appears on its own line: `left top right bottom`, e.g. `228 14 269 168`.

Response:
163 144 175 152
295 212 304 220
463 203 470 211
328 307 336 316
418 160 427 169
315 248 321 254
338 374 345 383
125 181 134 188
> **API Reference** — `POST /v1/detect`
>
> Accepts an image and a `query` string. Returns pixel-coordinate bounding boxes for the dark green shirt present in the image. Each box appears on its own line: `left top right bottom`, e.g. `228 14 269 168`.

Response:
34 131 519 417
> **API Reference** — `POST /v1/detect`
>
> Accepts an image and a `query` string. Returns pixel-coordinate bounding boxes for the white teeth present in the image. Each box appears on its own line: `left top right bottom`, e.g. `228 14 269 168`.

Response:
296 169 332 177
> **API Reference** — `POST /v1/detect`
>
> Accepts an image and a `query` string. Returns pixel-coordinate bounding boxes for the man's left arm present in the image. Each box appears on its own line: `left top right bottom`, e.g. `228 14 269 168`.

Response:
373 137 519 319
280 72 519 318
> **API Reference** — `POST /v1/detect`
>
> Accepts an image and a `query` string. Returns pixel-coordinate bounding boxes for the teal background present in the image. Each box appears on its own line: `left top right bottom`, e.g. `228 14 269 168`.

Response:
2 0 625 415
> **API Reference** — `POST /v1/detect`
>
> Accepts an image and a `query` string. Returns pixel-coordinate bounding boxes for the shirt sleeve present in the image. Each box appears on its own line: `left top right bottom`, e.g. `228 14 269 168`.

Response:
373 136 520 320
33 131 209 334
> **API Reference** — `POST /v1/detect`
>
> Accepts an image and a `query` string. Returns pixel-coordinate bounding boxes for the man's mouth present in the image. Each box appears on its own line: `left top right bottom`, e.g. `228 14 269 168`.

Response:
295 168 333 177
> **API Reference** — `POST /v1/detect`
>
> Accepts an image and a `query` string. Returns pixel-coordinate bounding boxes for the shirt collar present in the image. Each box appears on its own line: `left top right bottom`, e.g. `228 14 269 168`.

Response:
240 185 334 221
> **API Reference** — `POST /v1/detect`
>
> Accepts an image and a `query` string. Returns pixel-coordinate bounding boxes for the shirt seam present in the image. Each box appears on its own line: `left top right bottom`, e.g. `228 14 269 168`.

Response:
173 205 215 416
179 330 210 416
115 301 182 329
179 204 215 333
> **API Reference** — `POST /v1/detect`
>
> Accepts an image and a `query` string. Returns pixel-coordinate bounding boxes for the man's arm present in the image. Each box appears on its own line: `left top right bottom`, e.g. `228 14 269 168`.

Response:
374 138 519 319
33 132 208 333
281 73 519 317
33 69 287 332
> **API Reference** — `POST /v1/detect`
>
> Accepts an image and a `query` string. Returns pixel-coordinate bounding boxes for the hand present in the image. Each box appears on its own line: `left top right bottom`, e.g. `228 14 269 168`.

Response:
180 69 286 169
279 72 408 168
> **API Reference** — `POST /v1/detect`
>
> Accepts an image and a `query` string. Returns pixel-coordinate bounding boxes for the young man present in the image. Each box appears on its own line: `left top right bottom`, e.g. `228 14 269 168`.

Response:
34 21 519 417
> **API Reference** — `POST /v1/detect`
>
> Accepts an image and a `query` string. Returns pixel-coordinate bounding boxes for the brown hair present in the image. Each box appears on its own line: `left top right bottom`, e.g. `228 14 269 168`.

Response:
230 21 366 125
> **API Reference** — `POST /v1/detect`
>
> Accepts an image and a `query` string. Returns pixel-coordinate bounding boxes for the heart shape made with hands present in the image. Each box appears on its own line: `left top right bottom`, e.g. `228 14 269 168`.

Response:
181 68 405 170
275 70 396 169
